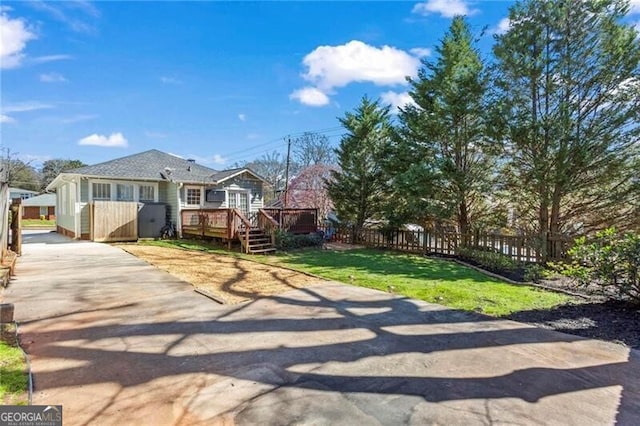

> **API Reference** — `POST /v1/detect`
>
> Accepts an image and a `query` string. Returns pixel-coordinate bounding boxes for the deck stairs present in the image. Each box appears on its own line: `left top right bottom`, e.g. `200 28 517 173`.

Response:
238 226 277 254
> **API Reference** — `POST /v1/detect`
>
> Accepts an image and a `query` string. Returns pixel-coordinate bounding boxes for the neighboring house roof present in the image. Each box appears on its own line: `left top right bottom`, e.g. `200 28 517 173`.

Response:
21 193 56 207
9 187 39 195
47 149 269 190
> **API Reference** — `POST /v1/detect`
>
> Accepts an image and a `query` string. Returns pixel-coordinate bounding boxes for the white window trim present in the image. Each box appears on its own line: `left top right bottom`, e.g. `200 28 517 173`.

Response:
184 185 203 207
88 179 159 203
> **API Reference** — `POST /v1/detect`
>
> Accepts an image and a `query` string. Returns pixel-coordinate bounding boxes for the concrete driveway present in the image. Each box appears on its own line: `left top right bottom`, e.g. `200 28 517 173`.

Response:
3 231 640 425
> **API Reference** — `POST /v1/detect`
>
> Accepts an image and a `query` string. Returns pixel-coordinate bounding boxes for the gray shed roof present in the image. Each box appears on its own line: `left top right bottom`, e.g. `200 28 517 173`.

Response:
67 149 218 183
22 193 56 206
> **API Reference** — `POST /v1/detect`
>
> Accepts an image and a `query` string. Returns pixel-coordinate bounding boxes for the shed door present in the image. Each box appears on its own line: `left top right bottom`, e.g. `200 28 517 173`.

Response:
228 191 249 215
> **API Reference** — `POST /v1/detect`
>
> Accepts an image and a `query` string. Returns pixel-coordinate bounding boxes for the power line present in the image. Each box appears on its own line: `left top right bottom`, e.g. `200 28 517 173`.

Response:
220 126 346 163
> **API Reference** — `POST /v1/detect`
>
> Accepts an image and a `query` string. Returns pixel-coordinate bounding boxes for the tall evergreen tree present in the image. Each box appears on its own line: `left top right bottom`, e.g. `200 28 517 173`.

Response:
388 16 493 233
327 97 392 237
492 0 640 249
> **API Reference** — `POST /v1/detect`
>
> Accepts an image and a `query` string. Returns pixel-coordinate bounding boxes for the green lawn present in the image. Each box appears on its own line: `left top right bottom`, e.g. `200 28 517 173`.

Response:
22 219 55 227
0 325 29 405
142 240 573 316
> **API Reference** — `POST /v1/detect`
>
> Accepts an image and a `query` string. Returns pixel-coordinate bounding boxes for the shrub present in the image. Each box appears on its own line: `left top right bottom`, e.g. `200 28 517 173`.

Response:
523 264 547 283
275 230 323 250
456 246 519 273
562 228 639 303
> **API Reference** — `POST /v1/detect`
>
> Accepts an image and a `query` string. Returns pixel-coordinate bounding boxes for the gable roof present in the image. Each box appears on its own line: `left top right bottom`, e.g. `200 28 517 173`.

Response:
66 149 218 183
46 149 269 190
211 167 270 185
22 193 56 206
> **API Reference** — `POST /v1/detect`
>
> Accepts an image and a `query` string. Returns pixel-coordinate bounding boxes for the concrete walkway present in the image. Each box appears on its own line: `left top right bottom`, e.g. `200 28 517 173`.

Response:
3 231 640 425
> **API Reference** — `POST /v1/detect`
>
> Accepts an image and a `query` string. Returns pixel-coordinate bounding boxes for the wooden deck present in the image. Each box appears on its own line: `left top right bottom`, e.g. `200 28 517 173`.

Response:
180 208 318 254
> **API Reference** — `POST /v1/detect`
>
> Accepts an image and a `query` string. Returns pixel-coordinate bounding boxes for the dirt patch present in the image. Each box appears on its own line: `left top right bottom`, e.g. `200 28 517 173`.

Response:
117 245 323 304
324 242 365 251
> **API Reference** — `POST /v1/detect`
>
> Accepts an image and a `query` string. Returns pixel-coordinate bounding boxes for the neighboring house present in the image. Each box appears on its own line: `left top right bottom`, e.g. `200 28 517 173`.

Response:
46 149 268 240
9 187 38 201
21 193 56 220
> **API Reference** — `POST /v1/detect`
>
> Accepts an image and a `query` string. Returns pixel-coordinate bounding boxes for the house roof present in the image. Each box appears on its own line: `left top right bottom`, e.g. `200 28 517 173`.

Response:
21 193 56 207
47 149 269 190
66 149 218 183
211 167 270 185
9 187 39 194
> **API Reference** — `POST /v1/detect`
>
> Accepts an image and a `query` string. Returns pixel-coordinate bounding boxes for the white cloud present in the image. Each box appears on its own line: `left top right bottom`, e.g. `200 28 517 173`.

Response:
630 1 640 14
0 11 36 69
30 54 72 64
380 91 417 113
410 47 431 58
300 40 420 91
212 154 226 165
40 72 68 83
2 101 53 113
412 0 478 18
0 114 15 123
289 87 330 107
28 0 98 34
78 132 128 147
238 113 246 121
493 17 511 35
61 114 98 124
160 76 182 85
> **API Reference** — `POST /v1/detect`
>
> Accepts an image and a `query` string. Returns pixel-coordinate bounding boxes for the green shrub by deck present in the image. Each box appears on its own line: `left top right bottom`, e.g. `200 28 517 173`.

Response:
275 230 323 250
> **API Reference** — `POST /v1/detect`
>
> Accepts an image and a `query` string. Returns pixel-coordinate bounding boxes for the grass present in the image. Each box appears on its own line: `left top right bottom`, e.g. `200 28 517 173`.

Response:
0 324 29 405
22 219 55 227
141 239 573 316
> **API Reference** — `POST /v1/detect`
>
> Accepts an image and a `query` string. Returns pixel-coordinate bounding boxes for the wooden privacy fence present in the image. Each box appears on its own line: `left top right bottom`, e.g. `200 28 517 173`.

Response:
261 208 318 234
322 226 574 263
91 201 138 242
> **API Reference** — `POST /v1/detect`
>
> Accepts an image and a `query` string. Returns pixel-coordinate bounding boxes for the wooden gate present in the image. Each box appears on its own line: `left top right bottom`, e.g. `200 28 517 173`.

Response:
90 201 138 242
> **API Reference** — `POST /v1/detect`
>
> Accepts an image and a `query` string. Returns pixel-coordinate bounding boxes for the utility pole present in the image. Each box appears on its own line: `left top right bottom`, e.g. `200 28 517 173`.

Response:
284 136 291 208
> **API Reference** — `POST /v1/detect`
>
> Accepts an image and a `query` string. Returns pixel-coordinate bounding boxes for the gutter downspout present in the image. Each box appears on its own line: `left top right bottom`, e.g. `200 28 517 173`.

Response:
75 177 81 239
176 182 183 238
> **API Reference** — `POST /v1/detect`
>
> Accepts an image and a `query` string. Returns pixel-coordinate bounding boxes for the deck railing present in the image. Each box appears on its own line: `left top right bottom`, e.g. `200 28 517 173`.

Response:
181 208 235 239
261 208 318 234
258 209 279 246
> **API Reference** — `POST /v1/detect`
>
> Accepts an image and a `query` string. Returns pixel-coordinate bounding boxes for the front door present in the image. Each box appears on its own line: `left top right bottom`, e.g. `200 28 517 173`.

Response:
228 191 250 216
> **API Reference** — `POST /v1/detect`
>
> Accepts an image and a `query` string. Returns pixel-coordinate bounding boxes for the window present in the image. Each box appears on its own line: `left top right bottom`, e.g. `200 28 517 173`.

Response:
139 185 155 202
40 206 47 216
116 184 134 201
186 187 201 205
92 183 111 200
228 190 249 215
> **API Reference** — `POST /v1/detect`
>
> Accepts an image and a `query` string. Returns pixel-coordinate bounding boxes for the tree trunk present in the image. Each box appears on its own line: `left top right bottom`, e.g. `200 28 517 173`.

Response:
458 201 470 236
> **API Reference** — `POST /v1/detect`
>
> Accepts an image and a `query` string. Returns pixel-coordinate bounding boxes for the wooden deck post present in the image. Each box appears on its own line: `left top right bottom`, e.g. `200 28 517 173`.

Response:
9 198 22 256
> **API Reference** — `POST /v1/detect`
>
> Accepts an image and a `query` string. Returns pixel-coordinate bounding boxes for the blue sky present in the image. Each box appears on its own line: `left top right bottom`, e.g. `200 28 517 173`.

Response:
2 1 639 169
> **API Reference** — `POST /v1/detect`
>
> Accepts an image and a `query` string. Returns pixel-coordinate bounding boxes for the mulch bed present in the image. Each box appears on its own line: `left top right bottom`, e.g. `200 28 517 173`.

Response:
502 275 640 350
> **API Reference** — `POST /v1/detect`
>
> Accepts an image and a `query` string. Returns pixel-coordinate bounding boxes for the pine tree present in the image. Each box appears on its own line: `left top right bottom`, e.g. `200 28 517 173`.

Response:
327 97 392 238
492 0 640 252
388 16 493 234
